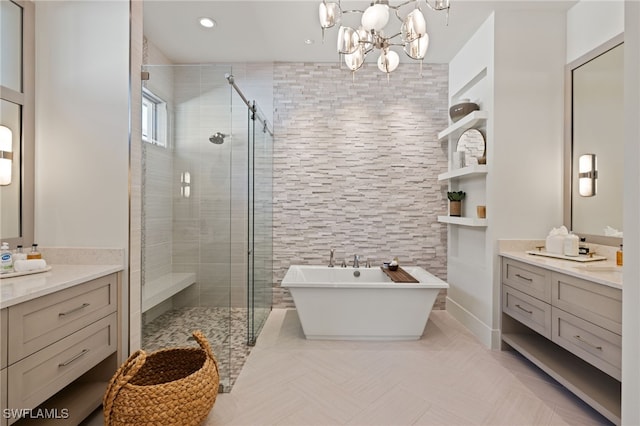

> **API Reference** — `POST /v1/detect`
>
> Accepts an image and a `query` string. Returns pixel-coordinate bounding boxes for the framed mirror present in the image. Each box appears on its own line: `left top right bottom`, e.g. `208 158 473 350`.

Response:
456 128 486 166
564 35 623 245
0 0 34 247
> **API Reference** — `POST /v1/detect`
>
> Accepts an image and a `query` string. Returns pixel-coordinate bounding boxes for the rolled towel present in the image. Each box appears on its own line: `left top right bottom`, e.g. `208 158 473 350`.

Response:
13 259 47 272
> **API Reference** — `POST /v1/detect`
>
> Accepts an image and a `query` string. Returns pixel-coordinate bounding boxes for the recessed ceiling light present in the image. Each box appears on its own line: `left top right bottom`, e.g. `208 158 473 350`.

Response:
199 17 216 29
304 39 315 45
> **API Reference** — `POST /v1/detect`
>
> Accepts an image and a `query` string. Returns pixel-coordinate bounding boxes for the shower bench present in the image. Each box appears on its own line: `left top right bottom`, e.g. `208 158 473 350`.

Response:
142 272 196 313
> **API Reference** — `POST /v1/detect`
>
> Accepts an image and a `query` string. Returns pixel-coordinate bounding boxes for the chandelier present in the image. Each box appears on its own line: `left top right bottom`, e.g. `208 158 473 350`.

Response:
318 0 450 76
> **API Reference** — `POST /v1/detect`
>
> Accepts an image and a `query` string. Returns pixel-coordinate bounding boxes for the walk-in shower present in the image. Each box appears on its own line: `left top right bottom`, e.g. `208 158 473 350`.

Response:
139 64 273 391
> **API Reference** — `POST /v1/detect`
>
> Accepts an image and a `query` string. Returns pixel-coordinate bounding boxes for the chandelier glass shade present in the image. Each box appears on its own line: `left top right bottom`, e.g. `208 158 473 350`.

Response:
319 0 450 75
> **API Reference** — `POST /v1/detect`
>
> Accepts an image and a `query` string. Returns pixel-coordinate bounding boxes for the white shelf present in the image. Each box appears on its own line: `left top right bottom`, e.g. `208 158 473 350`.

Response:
437 110 488 141
502 333 620 425
437 216 487 227
438 164 488 181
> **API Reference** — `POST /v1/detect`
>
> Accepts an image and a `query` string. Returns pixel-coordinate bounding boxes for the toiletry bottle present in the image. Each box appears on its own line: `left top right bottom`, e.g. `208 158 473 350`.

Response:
616 244 623 266
14 245 27 261
27 243 42 260
1 242 14 274
578 238 589 255
563 233 579 257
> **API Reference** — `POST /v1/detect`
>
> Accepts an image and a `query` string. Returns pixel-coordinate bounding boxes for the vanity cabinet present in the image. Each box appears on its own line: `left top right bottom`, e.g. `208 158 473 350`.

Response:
1 308 7 426
1 272 119 425
501 257 621 425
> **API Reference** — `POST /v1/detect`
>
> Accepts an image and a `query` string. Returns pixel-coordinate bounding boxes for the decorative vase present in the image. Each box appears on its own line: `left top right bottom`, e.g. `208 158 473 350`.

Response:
449 200 462 217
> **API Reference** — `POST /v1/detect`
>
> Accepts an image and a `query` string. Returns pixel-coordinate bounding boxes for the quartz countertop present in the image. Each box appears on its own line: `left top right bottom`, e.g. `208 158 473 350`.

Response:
0 263 123 309
500 250 622 290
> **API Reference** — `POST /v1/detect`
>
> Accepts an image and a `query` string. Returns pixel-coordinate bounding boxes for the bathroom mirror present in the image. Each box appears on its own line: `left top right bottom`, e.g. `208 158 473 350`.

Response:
564 35 623 245
456 128 485 166
0 0 35 246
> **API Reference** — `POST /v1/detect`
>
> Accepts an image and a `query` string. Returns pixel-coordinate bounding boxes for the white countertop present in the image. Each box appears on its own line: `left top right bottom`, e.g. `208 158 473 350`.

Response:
0 264 123 309
500 250 622 290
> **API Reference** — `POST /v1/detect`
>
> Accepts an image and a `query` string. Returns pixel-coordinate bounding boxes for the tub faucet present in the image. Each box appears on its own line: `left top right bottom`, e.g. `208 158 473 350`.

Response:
328 248 335 268
353 255 360 268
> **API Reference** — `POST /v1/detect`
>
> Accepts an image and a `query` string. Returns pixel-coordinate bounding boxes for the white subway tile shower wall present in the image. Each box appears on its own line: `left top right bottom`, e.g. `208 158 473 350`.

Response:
272 62 449 309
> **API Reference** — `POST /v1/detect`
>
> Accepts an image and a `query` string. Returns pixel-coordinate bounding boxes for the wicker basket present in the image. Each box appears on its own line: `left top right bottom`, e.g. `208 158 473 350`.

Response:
103 330 219 426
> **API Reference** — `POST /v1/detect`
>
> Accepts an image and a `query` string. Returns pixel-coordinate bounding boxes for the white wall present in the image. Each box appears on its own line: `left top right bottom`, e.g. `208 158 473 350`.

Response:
446 9 565 348
622 1 640 423
566 0 624 63
34 1 130 249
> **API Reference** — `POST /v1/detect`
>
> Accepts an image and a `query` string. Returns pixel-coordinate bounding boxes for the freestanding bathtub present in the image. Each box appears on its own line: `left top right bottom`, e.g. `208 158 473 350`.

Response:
281 265 449 341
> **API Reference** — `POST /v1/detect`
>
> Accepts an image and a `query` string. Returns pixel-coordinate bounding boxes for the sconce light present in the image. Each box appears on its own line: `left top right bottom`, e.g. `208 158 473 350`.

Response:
578 153 597 197
180 172 191 198
0 125 13 186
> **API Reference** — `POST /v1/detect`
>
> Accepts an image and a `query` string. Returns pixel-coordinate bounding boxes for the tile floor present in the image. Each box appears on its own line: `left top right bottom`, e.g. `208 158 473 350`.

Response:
87 309 613 425
204 309 612 426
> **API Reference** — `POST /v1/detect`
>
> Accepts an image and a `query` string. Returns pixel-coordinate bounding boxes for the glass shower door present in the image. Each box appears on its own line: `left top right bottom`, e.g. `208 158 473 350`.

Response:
247 102 273 345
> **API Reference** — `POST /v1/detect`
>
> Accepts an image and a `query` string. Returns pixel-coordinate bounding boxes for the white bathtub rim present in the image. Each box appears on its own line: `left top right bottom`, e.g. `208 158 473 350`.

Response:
281 265 449 289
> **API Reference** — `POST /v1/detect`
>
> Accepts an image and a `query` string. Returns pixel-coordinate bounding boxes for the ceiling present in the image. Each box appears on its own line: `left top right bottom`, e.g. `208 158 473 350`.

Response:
143 0 577 65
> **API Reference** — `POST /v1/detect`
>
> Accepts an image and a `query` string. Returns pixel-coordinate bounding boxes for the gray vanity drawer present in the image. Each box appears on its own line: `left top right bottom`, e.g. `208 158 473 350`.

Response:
1 367 7 426
1 309 7 369
552 308 621 381
551 272 621 335
7 313 117 413
8 273 117 364
502 259 552 303
502 285 551 339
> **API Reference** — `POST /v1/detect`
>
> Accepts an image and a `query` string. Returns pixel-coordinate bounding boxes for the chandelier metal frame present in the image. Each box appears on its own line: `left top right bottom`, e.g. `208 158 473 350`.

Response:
319 0 450 76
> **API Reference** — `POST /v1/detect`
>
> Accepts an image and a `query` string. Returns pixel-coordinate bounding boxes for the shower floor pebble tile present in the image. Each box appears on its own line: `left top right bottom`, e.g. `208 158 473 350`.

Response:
142 307 252 391
205 309 613 426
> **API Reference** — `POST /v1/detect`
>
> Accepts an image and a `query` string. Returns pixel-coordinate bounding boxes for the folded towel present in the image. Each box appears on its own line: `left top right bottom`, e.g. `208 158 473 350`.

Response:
13 259 47 272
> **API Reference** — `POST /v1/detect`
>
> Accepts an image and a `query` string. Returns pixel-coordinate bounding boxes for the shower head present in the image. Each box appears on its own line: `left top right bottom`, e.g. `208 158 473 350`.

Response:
225 73 234 84
209 132 227 144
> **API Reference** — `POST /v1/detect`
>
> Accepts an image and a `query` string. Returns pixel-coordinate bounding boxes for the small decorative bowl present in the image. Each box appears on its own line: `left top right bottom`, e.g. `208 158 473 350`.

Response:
388 264 399 271
449 100 480 123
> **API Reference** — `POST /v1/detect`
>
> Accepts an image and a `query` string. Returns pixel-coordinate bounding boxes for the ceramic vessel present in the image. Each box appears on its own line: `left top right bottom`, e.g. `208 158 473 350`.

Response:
449 100 480 122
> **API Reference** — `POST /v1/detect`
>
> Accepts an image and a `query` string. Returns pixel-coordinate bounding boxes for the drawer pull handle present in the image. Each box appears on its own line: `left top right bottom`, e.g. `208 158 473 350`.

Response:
59 303 90 317
58 349 89 367
574 335 603 351
515 304 533 315
515 274 533 282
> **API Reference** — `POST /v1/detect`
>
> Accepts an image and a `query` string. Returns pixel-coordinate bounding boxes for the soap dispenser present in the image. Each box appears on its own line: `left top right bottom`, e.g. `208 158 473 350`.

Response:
616 244 623 266
27 243 42 260
1 242 14 273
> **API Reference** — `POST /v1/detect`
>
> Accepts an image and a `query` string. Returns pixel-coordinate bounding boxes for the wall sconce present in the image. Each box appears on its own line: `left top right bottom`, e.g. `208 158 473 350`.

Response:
180 172 191 198
0 125 13 186
578 153 597 197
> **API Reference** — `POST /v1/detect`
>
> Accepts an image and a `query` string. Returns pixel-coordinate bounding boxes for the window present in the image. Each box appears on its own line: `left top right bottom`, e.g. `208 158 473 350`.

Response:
142 88 167 147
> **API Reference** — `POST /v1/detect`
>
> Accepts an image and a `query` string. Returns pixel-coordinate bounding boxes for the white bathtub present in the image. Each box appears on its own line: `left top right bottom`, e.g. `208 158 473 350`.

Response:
281 265 449 341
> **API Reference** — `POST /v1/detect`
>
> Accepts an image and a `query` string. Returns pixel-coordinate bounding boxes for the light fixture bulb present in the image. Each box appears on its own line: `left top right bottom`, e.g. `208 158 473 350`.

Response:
357 27 374 54
337 26 358 54
434 0 450 10
0 125 12 186
377 50 399 73
198 17 216 28
402 8 426 42
404 33 429 59
319 1 341 29
345 46 365 71
578 153 597 197
361 3 389 32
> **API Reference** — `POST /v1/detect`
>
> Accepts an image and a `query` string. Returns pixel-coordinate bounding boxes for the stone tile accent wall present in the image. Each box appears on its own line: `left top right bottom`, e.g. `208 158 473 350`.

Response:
272 62 449 309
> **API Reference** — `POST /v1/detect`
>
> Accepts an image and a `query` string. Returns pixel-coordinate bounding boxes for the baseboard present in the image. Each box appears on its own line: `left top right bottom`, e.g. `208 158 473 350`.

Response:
446 296 500 349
